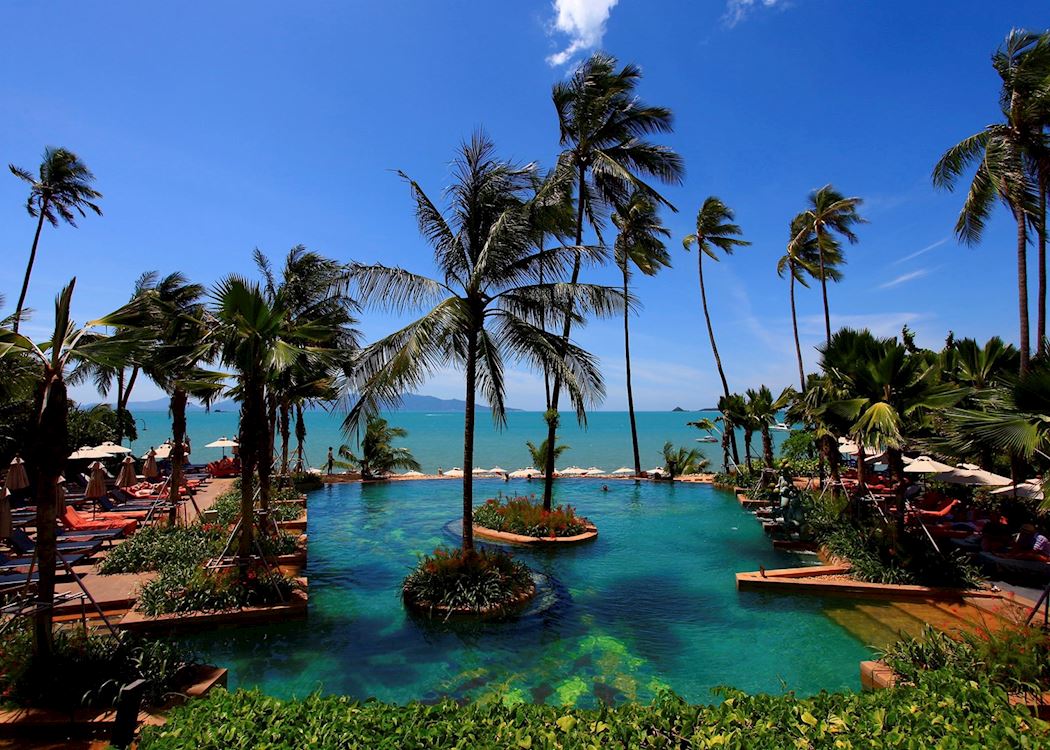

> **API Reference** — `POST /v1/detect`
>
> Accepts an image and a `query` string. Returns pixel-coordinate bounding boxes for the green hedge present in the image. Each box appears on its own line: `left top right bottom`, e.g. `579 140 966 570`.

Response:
139 672 1047 749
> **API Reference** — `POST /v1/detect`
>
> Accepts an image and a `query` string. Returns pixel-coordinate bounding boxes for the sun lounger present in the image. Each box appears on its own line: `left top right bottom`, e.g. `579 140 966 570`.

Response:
9 529 106 557
979 552 1050 582
61 506 136 535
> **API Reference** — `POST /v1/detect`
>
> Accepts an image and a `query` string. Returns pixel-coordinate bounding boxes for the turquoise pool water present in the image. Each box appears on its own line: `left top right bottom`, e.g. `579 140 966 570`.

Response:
187 479 874 707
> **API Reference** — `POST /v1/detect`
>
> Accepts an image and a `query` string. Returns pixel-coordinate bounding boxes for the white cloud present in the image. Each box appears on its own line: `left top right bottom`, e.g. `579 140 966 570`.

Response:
723 0 786 28
878 268 930 290
546 0 619 67
892 237 948 266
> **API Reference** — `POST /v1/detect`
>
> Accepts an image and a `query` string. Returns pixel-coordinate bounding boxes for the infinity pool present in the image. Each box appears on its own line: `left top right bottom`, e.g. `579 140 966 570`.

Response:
187 479 875 706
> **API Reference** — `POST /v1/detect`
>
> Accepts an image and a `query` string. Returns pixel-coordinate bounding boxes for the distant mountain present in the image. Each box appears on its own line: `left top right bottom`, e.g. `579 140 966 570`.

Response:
121 394 516 413
671 406 687 412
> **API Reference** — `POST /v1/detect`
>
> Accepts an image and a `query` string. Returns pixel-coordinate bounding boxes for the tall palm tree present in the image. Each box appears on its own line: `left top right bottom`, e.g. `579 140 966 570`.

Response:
0 280 135 659
542 52 684 508
790 186 865 347
345 134 620 549
8 149 103 333
777 214 844 390
683 197 750 464
211 277 345 565
338 416 420 479
746 385 781 469
934 30 1050 373
612 191 670 475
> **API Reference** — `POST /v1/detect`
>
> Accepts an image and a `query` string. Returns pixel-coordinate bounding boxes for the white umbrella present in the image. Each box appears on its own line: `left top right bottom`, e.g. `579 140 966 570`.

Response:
86 461 109 499
96 441 132 455
143 449 161 479
584 467 605 476
69 445 112 460
488 466 506 475
559 466 586 476
399 470 425 477
647 466 666 476
509 468 537 478
3 456 28 493
117 456 138 488
838 441 859 456
471 467 491 475
903 455 955 474
933 467 1011 487
611 467 634 475
992 479 1044 500
443 468 464 478
205 437 239 458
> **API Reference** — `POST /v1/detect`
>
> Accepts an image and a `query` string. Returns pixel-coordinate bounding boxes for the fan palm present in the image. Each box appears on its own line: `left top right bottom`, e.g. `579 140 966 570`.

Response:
338 416 420 479
778 214 844 389
0 280 138 658
934 30 1050 372
661 442 708 479
345 134 621 549
613 191 671 475
542 52 684 507
683 197 750 464
8 149 103 333
526 438 570 475
746 385 787 470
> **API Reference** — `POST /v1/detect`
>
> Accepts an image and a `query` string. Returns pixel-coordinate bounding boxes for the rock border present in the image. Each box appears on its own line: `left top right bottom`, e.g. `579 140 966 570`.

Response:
472 522 598 546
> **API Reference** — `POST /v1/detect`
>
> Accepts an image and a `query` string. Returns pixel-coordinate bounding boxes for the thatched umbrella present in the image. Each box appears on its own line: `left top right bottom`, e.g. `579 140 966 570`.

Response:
3 456 28 494
143 449 160 480
86 461 108 500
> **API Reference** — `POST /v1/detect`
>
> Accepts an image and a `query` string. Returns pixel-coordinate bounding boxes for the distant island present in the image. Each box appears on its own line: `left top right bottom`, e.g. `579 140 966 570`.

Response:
671 406 687 412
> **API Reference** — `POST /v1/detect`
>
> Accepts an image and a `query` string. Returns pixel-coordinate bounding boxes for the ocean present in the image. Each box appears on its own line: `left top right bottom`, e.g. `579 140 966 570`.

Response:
126 409 789 473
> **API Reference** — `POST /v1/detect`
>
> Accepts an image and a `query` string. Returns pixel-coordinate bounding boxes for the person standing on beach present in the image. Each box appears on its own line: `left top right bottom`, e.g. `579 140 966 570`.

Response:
326 447 334 475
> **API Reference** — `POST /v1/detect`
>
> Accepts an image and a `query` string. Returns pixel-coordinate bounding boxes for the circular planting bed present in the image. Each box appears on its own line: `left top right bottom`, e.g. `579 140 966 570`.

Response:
471 495 599 546
402 547 538 621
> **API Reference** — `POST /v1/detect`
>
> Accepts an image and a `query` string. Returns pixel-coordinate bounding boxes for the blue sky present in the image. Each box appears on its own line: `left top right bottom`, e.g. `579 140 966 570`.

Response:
2 0 1047 410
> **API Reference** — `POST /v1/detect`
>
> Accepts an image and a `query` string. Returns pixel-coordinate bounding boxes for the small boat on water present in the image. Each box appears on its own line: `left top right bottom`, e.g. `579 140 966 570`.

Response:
695 436 718 443
771 422 791 431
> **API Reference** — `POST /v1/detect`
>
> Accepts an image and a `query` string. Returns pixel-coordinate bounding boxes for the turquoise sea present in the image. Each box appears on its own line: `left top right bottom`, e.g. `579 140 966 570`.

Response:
127 409 787 473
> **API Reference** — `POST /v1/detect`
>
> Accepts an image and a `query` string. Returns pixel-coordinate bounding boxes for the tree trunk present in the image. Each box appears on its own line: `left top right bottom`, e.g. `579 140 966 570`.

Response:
13 201 48 334
1038 178 1046 357
258 395 272 512
743 428 753 473
761 425 774 468
855 442 867 490
542 161 588 511
279 400 291 475
462 328 478 552
27 372 67 660
237 383 260 563
1017 208 1031 373
817 225 832 347
168 387 188 525
623 265 642 476
699 254 740 466
789 263 805 390
115 369 126 444
720 423 730 473
294 404 306 472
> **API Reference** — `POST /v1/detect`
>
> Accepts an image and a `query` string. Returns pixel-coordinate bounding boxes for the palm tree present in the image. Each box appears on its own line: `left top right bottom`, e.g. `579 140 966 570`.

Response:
683 197 750 463
0 280 134 658
612 191 670 475
934 30 1050 373
345 135 620 549
211 277 345 565
526 437 570 475
8 149 103 333
542 52 684 508
746 386 780 469
790 186 865 347
661 442 708 479
337 416 420 479
778 214 844 390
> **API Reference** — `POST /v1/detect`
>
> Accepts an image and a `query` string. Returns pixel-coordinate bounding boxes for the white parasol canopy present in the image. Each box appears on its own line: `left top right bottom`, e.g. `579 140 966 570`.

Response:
86 461 109 499
584 467 605 476
399 470 425 477
611 467 634 475
509 468 537 478
471 467 492 475
96 441 132 455
559 466 587 476
116 456 138 488
991 479 1044 500
443 468 464 478
647 466 666 476
931 467 1012 486
903 455 955 474
69 445 112 460
3 456 28 493
205 437 239 448
487 466 506 475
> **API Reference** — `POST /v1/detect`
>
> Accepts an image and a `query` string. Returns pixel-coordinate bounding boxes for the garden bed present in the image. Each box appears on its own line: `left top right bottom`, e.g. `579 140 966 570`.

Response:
471 496 596 545
472 522 598 545
403 578 537 621
736 564 1000 600
119 580 308 633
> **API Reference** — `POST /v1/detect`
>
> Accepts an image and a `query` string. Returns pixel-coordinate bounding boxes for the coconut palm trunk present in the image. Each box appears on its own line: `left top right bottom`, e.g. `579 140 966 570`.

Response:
743 426 754 473
789 261 805 390
237 383 263 561
279 400 291 474
13 203 49 334
462 328 478 552
1038 180 1046 357
698 253 740 465
294 404 306 472
168 387 188 525
622 265 642 475
816 226 833 347
1016 207 1031 373
28 372 66 659
761 424 774 469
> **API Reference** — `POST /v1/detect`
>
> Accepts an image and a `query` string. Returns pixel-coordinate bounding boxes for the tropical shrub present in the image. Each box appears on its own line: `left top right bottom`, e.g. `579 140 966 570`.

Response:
99 523 225 574
211 488 304 525
402 547 534 616
472 496 588 538
137 563 300 616
139 671 1048 749
779 429 816 462
883 623 1050 696
0 621 196 709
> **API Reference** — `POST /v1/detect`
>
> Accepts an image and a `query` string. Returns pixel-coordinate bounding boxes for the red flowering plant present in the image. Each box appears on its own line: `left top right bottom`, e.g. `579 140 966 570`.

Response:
472 494 588 537
403 546 534 615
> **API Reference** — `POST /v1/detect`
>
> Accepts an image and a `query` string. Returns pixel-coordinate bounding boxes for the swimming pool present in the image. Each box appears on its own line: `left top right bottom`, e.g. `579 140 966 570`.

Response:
187 479 875 707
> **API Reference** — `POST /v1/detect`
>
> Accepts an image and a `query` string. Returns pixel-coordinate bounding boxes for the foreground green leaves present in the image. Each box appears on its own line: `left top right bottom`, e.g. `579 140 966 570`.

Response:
140 672 1048 749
